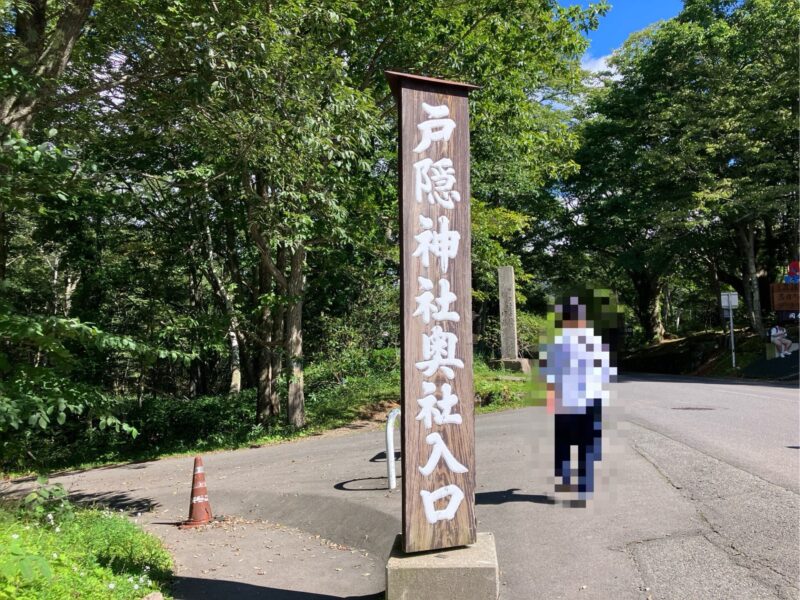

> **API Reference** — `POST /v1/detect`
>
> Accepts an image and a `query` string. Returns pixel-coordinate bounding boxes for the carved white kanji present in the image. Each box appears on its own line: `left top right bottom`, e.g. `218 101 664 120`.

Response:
415 381 463 429
412 215 460 273
418 432 468 476
415 381 440 429
434 382 462 425
420 484 464 524
415 325 464 379
413 103 456 153
412 277 459 324
412 277 435 324
413 157 461 209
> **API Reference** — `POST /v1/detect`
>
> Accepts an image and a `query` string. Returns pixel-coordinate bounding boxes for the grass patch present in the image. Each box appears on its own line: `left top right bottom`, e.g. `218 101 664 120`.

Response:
3 350 542 477
474 359 543 413
694 330 765 377
623 326 798 379
622 330 727 375
0 494 172 599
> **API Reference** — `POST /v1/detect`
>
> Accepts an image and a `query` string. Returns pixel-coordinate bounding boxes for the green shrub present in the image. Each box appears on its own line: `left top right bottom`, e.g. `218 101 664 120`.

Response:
0 500 172 599
19 477 73 526
479 311 547 358
3 350 539 474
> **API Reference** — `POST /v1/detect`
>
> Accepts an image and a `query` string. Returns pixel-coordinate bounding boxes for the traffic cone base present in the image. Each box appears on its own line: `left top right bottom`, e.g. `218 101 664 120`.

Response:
180 456 213 528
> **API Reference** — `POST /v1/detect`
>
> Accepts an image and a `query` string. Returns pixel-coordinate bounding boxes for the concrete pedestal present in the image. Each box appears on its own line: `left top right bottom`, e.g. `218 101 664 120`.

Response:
491 358 531 374
386 532 499 600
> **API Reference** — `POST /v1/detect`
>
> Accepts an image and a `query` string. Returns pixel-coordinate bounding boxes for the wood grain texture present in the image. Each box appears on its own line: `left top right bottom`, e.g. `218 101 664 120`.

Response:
771 283 799 311
398 78 476 553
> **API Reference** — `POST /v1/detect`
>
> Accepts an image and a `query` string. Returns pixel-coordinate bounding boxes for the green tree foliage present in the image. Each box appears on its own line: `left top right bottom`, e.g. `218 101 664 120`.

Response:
4 0 793 472
565 0 798 342
1 0 603 469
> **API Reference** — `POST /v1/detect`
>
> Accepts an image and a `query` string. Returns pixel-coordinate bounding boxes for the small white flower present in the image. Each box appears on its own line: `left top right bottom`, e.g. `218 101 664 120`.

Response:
55 526 61 533
128 577 133 582
52 553 58 559
10 534 19 539
144 565 150 571
133 584 139 590
108 583 115 590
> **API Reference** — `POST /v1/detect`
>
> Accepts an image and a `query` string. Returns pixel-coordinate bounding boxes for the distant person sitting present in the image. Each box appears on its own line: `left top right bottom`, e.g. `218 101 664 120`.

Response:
770 324 792 358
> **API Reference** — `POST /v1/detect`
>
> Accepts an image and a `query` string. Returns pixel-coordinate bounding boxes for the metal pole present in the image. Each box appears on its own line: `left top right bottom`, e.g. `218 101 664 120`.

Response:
728 306 736 369
386 408 401 490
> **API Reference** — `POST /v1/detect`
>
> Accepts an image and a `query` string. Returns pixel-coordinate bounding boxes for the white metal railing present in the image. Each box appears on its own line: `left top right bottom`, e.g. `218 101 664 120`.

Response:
386 408 401 490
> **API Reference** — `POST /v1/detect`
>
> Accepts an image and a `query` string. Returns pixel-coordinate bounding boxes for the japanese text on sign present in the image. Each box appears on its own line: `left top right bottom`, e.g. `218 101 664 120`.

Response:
412 102 467 525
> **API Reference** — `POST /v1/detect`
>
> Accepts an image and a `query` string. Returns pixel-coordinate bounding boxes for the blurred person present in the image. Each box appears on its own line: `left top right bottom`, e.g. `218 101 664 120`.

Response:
537 289 621 505
769 324 792 358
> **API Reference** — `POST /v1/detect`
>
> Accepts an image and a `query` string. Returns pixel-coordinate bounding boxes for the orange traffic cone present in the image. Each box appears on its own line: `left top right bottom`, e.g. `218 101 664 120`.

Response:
180 456 213 528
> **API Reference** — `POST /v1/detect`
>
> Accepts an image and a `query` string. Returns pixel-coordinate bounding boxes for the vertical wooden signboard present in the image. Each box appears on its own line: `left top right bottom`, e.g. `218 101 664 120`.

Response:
771 283 800 312
386 71 478 553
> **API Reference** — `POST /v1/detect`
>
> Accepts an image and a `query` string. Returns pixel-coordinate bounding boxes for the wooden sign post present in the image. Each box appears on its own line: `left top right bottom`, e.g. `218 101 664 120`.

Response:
387 71 478 553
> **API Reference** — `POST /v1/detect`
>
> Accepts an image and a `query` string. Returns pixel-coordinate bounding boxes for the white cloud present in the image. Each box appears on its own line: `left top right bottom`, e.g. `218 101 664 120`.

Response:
580 53 613 73
580 53 622 86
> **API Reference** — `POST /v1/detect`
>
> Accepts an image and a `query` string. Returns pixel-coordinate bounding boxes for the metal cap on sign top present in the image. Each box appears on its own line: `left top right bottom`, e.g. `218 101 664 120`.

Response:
384 70 480 99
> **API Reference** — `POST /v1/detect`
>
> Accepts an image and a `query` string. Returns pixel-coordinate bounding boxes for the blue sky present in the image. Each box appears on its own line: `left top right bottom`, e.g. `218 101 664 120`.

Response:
562 0 684 70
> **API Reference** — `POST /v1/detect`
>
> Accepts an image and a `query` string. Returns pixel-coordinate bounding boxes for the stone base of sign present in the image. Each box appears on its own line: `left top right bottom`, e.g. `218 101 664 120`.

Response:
492 358 530 374
386 532 499 600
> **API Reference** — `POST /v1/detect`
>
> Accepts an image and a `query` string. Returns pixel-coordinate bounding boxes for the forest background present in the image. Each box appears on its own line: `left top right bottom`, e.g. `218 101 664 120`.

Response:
1 0 797 474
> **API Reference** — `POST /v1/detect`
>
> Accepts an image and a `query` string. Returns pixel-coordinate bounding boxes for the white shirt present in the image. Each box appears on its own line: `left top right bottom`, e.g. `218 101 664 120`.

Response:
539 326 616 414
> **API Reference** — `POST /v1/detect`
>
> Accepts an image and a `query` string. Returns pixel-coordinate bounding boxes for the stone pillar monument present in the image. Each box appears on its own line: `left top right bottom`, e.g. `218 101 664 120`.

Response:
499 266 518 360
496 266 530 373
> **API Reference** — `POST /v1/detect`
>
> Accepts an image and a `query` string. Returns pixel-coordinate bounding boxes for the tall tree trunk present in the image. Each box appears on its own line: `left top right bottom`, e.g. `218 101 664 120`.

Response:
256 252 273 425
709 259 724 328
763 217 778 284
236 330 253 389
630 271 665 343
228 327 242 394
270 302 284 416
187 265 207 398
202 225 244 394
735 222 764 335
270 247 286 418
255 353 272 423
63 272 79 316
0 209 7 282
285 246 305 428
2 0 95 134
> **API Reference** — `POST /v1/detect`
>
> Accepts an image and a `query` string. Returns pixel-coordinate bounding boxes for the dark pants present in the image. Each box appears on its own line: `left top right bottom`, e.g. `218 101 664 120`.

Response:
554 400 602 495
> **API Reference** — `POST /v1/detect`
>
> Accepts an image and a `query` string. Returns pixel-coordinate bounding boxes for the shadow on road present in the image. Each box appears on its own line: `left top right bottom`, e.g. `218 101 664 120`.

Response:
334 476 398 491
476 488 555 505
172 577 383 600
369 451 401 463
68 490 158 513
6 459 158 485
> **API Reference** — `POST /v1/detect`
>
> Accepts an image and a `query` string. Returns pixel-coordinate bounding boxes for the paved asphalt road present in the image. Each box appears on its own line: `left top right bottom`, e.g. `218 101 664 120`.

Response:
6 375 798 599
